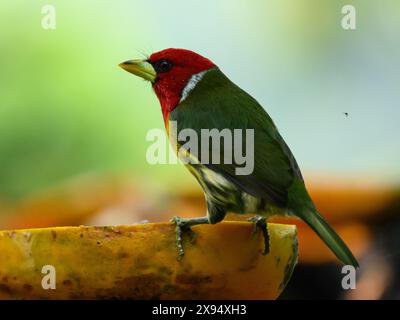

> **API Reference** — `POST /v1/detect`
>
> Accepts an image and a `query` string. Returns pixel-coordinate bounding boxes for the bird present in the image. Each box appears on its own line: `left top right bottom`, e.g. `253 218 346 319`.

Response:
343 112 349 117
119 48 359 267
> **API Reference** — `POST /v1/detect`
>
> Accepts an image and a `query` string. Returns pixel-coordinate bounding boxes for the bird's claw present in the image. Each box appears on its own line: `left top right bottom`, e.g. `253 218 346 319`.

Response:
170 216 195 260
247 216 270 255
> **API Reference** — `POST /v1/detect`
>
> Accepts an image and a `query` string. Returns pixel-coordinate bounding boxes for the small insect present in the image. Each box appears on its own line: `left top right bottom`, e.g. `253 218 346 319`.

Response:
343 112 349 117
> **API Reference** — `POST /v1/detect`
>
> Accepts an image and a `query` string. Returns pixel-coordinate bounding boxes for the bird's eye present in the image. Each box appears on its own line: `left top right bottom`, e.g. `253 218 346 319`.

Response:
154 59 173 73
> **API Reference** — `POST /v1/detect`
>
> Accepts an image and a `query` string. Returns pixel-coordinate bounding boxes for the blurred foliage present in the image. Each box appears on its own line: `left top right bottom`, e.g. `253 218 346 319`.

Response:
0 0 399 203
0 1 184 200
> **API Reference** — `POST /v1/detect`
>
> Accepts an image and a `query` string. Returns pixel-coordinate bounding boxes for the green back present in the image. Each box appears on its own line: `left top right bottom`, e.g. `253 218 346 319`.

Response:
170 68 303 207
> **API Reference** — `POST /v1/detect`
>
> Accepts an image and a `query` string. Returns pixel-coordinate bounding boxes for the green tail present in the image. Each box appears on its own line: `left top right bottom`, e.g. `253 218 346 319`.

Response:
297 208 359 267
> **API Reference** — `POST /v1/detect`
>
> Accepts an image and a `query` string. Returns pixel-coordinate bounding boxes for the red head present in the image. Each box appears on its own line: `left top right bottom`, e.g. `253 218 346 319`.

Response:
120 48 216 122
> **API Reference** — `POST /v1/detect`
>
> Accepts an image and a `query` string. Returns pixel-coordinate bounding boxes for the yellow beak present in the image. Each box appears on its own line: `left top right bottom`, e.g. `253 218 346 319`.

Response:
118 59 157 83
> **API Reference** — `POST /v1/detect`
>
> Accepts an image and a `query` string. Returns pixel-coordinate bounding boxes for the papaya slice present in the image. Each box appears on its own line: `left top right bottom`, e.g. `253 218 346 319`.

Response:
0 222 297 299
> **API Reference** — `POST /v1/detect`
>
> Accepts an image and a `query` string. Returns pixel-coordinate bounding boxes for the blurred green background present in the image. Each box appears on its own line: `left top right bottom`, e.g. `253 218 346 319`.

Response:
0 0 399 202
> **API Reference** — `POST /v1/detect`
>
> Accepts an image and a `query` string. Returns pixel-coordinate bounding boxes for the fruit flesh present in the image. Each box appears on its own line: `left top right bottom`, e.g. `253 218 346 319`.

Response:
0 222 297 299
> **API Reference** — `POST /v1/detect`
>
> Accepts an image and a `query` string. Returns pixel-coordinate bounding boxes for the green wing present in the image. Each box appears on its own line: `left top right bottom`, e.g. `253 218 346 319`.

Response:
170 68 303 207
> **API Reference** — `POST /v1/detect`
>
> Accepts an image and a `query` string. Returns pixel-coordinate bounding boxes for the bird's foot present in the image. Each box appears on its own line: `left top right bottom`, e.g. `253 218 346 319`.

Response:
170 216 196 261
248 216 270 255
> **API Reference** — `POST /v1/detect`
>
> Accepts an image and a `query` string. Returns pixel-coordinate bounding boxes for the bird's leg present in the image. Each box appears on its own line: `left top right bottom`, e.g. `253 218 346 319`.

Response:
170 216 210 260
171 203 226 260
247 216 270 255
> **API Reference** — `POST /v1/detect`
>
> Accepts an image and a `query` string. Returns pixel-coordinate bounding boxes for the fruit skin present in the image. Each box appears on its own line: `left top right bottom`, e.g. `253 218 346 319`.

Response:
0 222 297 300
119 48 359 267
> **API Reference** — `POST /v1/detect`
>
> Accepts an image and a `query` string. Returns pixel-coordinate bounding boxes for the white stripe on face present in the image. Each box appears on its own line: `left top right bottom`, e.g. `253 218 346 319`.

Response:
179 70 209 103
